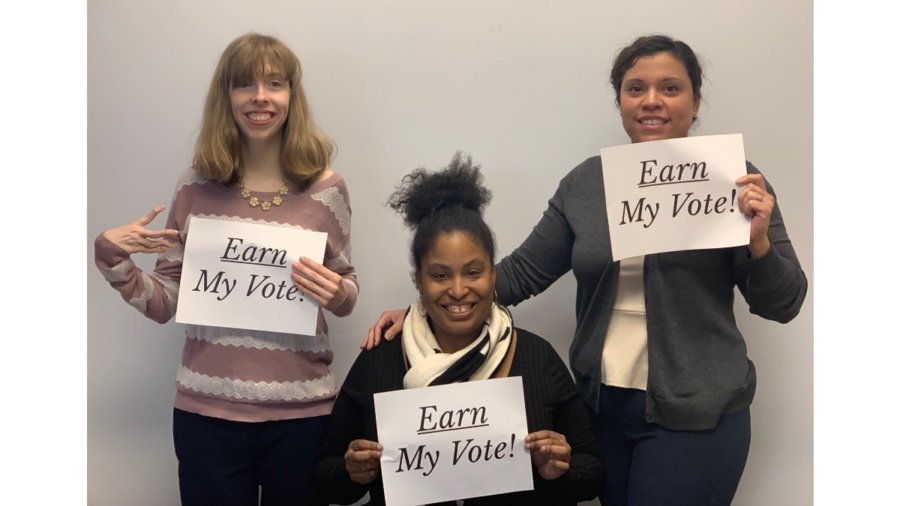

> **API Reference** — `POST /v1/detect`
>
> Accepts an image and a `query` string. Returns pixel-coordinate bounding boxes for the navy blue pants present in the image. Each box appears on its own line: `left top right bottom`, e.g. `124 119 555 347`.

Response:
173 408 328 506
597 385 751 506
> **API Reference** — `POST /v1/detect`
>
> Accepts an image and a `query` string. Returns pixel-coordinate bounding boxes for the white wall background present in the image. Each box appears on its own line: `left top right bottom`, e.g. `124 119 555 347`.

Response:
87 1 813 504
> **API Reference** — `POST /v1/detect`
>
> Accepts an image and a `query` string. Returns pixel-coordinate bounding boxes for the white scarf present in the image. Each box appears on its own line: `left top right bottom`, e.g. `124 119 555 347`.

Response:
402 301 513 389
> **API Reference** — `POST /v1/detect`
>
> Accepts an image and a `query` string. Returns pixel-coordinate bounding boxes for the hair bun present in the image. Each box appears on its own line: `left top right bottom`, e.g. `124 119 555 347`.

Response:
388 151 492 229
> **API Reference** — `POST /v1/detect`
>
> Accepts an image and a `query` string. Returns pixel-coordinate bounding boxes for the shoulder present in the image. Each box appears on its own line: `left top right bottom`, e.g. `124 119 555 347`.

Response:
174 167 214 193
168 168 227 214
512 328 574 389
513 327 543 344
569 155 603 179
513 327 558 359
171 167 230 200
316 168 335 180
344 337 406 391
354 337 405 369
311 168 346 188
555 156 603 195
307 169 351 200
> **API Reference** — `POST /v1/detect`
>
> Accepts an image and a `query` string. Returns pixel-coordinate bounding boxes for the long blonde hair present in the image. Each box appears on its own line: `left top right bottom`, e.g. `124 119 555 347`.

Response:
192 33 334 190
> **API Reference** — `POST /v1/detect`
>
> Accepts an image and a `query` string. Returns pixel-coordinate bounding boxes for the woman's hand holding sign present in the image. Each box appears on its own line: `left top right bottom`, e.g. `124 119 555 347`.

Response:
344 439 383 485
103 205 180 255
525 430 572 480
736 174 774 258
292 256 348 312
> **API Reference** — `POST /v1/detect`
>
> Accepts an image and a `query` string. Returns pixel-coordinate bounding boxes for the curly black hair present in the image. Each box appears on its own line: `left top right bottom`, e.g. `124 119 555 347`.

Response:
387 151 496 272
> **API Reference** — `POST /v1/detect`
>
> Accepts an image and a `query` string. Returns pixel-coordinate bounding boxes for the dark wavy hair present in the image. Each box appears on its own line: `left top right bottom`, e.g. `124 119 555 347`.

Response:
610 34 703 107
387 151 495 274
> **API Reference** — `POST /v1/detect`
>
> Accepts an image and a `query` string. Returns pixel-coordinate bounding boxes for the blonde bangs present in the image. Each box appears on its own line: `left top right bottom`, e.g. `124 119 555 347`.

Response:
223 37 301 88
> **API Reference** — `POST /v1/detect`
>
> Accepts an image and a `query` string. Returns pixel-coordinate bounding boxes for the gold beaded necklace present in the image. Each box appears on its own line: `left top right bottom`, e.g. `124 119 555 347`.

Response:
240 181 289 211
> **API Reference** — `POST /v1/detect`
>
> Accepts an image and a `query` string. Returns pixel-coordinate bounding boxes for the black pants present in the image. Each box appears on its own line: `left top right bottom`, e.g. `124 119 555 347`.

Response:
597 385 751 506
173 408 328 506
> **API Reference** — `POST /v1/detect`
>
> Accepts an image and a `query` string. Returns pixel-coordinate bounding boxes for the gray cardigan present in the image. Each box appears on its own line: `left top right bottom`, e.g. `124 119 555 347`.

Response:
495 155 807 431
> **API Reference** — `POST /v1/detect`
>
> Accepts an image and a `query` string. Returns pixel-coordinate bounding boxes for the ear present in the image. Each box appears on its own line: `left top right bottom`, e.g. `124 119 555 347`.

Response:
692 96 701 119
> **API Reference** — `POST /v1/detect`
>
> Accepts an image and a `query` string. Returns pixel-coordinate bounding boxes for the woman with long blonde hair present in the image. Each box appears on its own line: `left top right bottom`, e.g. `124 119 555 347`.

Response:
94 33 358 505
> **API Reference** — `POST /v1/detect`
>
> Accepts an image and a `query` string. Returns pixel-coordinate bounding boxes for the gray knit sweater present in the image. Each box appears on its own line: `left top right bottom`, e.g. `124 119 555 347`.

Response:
495 155 807 431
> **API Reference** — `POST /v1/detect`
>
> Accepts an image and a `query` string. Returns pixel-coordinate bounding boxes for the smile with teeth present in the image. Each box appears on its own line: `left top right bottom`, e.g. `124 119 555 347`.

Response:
641 118 666 125
445 304 474 314
247 112 274 121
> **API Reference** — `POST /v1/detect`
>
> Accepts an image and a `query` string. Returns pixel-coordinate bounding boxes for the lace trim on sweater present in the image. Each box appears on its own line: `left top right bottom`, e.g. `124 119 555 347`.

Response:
102 257 178 315
311 187 351 236
102 258 135 283
176 366 336 402
186 325 330 353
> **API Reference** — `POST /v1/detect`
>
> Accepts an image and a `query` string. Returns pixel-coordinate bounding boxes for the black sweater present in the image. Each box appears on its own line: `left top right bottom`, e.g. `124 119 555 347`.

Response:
315 328 603 505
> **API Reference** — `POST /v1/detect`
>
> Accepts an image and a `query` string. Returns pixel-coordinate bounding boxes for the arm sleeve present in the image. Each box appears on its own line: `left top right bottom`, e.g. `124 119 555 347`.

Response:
532 342 605 502
314 351 372 505
733 162 808 323
321 177 358 317
93 195 184 324
495 172 576 307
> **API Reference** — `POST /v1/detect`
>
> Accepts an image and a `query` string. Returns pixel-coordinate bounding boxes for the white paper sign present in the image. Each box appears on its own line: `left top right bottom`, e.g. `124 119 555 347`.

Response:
600 134 750 261
374 377 533 506
175 216 327 335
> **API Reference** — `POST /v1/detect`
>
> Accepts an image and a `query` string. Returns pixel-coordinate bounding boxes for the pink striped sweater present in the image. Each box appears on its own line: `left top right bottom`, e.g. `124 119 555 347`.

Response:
94 168 358 422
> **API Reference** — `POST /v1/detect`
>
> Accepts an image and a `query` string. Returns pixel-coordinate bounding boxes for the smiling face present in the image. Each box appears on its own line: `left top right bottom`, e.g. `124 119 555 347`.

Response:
229 70 291 145
416 232 496 353
618 52 700 143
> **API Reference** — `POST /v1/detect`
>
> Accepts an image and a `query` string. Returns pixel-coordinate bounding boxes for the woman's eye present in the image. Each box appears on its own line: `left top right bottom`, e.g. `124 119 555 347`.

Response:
467 270 481 278
664 84 679 93
268 80 285 89
432 273 448 281
626 85 643 94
